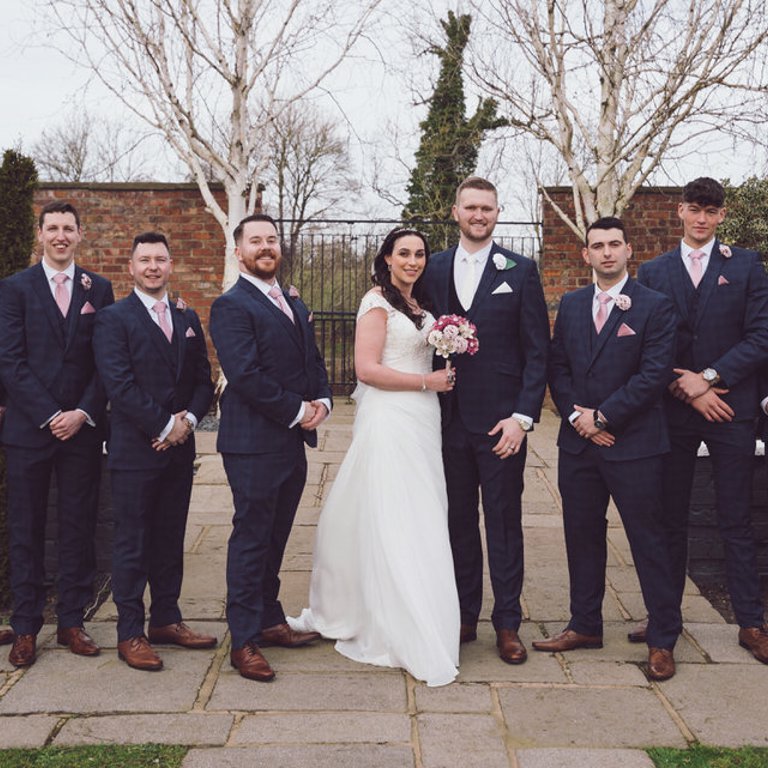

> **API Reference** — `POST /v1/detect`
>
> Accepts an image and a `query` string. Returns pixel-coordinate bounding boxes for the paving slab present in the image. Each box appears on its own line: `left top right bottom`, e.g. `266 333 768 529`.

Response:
208 671 407 713
188 485 235 513
566 660 650 687
497 687 687 748
230 712 410 745
660 664 768 746
194 455 228 484
256 641 393 674
0 714 59 748
516 748 655 767
683 623 750 662
0 648 217 714
417 713 510 768
54 713 234 746
414 682 494 713
183 744 415 768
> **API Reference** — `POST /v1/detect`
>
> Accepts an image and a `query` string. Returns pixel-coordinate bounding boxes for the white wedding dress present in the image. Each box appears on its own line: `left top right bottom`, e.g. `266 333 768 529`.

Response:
289 290 460 686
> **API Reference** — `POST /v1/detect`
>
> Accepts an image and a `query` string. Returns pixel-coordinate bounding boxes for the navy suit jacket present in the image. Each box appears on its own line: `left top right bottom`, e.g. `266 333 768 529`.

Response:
637 241 768 424
0 262 114 448
210 276 332 454
549 278 675 461
422 243 550 433
93 292 214 470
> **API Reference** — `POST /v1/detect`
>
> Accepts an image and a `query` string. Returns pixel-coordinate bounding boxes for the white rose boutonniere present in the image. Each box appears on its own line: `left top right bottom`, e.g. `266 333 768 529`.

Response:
492 253 517 271
719 244 732 259
615 294 632 311
80 273 92 291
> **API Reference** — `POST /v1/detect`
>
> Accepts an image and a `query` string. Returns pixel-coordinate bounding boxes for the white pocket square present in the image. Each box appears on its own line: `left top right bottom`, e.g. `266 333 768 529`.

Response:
185 327 196 338
492 282 513 295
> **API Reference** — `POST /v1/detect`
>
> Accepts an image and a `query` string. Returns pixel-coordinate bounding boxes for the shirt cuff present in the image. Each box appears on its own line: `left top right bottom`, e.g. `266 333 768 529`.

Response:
158 415 175 442
512 412 533 429
76 408 95 428
289 403 306 429
186 413 199 429
41 409 62 429
568 410 580 425
761 397 768 416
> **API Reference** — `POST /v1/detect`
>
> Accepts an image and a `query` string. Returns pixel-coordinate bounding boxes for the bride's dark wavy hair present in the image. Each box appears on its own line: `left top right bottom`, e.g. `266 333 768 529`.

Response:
371 227 432 328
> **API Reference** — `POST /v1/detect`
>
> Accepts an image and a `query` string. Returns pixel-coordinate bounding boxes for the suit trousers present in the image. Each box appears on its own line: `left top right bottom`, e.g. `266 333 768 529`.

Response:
442 413 525 631
661 417 763 628
5 432 101 635
110 454 193 641
223 444 307 650
558 446 682 649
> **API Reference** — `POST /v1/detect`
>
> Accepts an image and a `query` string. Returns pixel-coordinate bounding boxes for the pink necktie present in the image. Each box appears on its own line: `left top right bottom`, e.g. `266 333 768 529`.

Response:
268 285 294 324
594 291 612 334
153 301 173 342
689 250 704 288
53 273 70 317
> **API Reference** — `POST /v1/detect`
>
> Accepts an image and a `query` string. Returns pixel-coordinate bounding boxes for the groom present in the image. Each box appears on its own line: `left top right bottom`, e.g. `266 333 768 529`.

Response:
422 177 550 664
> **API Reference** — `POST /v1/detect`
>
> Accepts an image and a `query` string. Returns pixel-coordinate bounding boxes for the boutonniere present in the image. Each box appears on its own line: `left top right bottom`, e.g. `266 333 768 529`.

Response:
615 294 632 311
492 253 517 271
80 273 92 291
288 285 301 299
719 244 732 259
174 296 188 311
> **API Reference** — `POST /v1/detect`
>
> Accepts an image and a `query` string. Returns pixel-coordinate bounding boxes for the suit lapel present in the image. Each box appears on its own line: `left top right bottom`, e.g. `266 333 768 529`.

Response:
693 242 723 328
589 279 635 367
467 246 499 321
435 247 457 314
130 292 176 370
64 267 88 350
170 305 188 381
244 279 304 352
31 263 66 346
666 246 691 321
570 288 594 366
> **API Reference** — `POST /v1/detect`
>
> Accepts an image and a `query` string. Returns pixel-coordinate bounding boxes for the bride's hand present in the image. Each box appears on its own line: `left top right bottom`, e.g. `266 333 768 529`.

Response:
424 368 456 393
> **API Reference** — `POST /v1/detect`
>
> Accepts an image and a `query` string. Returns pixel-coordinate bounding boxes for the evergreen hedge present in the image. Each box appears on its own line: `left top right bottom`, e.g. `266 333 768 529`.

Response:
0 149 38 611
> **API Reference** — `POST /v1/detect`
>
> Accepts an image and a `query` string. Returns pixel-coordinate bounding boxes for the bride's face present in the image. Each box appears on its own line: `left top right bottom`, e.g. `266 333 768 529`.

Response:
385 235 427 292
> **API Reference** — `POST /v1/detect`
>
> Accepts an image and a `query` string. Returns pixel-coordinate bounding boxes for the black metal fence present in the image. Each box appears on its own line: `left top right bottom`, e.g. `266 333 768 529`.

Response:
277 220 541 395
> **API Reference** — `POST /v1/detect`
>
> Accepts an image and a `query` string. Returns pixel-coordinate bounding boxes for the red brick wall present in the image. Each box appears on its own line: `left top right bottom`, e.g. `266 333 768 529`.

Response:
33 182 227 369
541 186 683 319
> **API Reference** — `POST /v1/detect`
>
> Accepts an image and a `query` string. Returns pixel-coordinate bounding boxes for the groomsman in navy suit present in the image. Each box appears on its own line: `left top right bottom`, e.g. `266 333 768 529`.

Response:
0 201 113 667
93 232 215 670
422 177 550 665
637 177 768 663
210 214 331 681
538 217 682 680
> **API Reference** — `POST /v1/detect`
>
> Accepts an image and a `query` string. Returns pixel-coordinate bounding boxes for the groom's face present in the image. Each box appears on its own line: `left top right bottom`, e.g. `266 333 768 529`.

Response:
452 188 499 246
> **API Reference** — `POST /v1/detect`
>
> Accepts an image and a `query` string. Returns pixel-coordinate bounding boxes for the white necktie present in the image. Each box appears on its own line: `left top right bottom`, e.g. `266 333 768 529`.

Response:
458 256 476 310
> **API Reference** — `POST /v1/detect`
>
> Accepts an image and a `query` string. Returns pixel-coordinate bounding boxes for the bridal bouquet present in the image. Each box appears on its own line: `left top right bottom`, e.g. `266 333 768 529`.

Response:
427 314 479 359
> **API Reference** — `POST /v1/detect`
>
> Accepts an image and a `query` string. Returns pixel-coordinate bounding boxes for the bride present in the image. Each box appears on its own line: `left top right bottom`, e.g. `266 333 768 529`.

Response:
289 227 460 686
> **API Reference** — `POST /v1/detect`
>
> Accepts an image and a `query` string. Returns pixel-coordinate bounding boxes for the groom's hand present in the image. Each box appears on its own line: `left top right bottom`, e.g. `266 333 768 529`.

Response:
300 400 328 431
489 417 525 459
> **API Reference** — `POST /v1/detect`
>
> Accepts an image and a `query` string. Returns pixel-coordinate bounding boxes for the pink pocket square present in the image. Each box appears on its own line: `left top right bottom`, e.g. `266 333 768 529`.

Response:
185 326 196 338
718 275 730 286
617 323 636 337
80 301 95 315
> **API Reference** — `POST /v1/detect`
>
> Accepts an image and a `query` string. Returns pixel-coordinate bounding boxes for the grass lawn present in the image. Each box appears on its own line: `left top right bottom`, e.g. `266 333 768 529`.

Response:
649 745 768 767
0 744 187 767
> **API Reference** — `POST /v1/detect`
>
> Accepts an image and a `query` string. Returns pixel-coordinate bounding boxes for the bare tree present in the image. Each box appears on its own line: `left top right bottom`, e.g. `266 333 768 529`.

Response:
264 101 360 255
467 0 768 236
31 109 153 182
44 0 382 287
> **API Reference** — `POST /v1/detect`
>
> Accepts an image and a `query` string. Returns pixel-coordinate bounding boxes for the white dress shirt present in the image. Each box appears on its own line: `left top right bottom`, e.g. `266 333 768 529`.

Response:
680 238 714 283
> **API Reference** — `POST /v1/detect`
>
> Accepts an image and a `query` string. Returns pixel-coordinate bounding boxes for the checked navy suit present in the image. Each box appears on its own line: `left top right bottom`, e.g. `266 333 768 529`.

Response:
210 276 331 650
422 243 550 632
93 291 214 641
637 241 768 629
0 262 114 635
549 277 682 649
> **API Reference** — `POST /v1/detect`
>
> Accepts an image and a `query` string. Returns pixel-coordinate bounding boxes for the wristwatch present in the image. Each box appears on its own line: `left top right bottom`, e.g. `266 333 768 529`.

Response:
182 417 195 433
593 410 608 431
514 417 533 433
702 368 720 386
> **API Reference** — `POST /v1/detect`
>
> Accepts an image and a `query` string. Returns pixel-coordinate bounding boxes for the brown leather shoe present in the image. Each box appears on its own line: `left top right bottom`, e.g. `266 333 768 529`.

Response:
57 626 101 657
532 628 603 652
231 642 276 681
117 636 163 671
460 624 477 644
496 629 527 664
260 622 320 648
0 629 14 646
648 647 675 681
9 634 36 667
627 618 648 644
738 625 768 664
148 622 217 649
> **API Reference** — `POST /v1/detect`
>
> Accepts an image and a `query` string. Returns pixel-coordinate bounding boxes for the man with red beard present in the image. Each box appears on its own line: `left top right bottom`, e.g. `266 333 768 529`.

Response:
210 214 332 681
